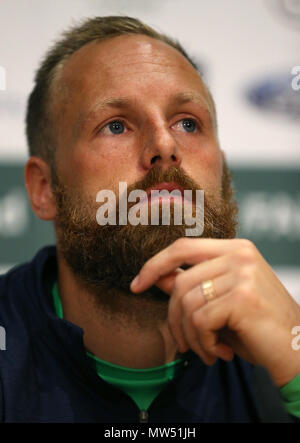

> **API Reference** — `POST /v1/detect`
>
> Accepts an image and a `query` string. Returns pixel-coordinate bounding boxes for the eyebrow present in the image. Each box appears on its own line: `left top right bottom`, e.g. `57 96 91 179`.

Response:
82 90 215 129
172 91 215 123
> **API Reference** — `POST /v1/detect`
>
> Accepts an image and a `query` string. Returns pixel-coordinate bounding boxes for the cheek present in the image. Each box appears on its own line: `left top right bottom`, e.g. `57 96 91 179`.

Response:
72 146 138 194
186 147 223 196
205 149 223 185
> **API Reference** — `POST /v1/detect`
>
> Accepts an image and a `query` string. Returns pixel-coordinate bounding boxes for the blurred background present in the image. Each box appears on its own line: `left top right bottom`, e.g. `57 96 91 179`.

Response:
0 0 299 301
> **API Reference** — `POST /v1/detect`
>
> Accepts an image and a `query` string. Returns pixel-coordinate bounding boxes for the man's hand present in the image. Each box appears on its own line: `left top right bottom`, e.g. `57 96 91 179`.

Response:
130 238 300 387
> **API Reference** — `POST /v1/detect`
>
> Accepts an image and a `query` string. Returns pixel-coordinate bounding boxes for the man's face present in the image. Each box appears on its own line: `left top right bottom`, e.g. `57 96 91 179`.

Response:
52 34 222 202
50 35 237 324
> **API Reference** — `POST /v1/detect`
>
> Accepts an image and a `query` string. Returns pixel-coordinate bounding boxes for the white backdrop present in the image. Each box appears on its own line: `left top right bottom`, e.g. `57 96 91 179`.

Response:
0 0 299 163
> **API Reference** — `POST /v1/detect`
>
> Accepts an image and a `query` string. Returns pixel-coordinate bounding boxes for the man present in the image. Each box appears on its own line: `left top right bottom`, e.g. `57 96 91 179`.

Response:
0 15 299 423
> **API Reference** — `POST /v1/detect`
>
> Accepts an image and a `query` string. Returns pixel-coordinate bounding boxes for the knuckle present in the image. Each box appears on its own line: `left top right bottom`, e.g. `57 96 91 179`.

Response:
239 285 253 300
181 291 193 311
238 238 255 249
196 344 216 366
237 265 255 282
235 243 256 264
192 309 206 329
233 284 258 306
172 237 188 253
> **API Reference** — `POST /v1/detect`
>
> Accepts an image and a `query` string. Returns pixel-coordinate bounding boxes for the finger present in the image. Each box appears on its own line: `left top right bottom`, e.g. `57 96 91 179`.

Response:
192 293 236 360
165 256 231 350
153 268 184 295
177 288 212 359
179 294 232 364
154 252 229 298
130 238 245 293
168 254 230 296
168 290 216 364
170 271 234 354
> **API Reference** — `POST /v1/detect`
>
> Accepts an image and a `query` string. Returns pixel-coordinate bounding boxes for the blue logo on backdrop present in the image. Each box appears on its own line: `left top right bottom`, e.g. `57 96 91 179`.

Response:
265 0 300 32
246 72 300 120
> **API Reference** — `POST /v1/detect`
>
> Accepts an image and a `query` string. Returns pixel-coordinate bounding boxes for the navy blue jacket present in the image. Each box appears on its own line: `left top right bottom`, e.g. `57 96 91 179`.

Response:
0 246 297 422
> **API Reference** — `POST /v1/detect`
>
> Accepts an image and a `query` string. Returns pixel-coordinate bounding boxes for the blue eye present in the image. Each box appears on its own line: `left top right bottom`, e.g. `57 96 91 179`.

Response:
182 119 196 132
108 120 125 134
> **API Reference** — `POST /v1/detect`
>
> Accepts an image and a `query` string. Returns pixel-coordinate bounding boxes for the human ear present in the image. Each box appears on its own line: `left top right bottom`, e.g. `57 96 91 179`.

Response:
24 156 57 221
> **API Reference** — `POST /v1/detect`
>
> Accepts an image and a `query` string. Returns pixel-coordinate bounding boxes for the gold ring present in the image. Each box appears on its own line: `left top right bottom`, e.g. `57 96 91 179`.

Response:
200 280 216 303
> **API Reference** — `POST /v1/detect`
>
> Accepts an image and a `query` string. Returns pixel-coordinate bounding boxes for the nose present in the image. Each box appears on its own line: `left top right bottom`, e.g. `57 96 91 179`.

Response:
141 123 182 171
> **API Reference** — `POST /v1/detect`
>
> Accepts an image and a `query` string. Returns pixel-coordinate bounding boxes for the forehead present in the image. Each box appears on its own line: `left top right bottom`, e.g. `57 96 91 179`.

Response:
62 34 198 82
51 34 215 132
57 34 209 98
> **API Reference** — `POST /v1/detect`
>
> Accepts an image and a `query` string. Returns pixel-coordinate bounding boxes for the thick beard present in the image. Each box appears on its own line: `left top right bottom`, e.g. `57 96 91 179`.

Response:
52 163 238 328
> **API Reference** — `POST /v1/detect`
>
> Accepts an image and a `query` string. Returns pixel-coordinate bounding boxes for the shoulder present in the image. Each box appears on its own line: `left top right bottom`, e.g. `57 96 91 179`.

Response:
0 246 56 330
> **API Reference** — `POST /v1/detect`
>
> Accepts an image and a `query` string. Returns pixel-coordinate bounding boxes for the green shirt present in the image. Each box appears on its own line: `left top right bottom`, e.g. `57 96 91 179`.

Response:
52 282 300 417
52 282 183 411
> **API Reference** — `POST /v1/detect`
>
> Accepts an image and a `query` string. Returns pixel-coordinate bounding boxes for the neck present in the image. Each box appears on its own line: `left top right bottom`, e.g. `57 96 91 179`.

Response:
57 252 180 369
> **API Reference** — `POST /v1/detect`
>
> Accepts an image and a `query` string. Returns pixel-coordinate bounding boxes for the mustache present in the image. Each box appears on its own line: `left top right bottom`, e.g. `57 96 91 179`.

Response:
125 165 202 203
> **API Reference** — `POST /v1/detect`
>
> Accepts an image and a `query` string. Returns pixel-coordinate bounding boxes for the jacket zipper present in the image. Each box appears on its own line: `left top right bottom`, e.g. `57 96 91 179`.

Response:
139 409 148 423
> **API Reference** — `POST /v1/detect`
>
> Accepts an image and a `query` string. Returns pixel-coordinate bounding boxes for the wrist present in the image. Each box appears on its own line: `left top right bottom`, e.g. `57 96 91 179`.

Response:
268 355 300 388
